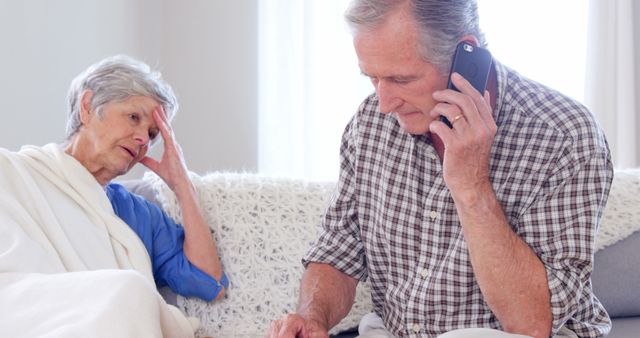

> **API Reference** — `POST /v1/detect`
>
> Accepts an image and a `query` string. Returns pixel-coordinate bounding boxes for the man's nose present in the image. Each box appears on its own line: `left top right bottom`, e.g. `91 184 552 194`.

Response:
375 81 402 114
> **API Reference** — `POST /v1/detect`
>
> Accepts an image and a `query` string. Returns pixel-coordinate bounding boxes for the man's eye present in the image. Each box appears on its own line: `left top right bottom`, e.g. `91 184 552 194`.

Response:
129 113 140 121
392 77 411 84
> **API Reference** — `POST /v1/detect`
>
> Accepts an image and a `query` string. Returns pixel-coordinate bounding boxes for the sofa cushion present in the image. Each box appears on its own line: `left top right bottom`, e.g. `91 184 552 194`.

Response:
144 172 373 338
592 231 640 318
595 169 640 249
607 317 640 338
591 169 640 318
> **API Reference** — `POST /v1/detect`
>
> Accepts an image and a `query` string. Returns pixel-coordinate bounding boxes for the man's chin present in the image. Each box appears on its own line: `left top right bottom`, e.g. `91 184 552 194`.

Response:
398 122 429 135
395 115 430 135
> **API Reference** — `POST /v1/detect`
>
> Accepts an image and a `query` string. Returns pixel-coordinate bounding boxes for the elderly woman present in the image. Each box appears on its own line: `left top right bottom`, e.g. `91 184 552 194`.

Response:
0 55 225 337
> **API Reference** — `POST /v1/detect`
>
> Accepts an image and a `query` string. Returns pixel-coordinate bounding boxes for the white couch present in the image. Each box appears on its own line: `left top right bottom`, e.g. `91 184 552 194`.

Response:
123 169 640 338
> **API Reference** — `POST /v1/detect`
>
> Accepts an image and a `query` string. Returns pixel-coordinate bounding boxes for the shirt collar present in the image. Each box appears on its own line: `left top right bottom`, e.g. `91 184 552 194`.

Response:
491 58 508 124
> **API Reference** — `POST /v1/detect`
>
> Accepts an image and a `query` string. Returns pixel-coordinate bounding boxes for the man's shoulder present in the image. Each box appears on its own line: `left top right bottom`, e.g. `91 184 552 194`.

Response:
500 64 590 121
498 64 607 156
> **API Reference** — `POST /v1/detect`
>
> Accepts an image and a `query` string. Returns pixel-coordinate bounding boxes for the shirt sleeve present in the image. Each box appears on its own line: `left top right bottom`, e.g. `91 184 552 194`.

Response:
106 183 223 301
516 144 613 334
303 113 368 281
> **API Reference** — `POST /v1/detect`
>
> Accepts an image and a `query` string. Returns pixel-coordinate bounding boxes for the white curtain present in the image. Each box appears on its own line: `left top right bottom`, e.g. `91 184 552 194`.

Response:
257 0 371 180
585 0 640 168
258 0 639 178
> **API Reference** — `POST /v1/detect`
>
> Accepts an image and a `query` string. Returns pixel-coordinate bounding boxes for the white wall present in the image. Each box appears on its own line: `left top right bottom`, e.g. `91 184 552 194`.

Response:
0 0 258 178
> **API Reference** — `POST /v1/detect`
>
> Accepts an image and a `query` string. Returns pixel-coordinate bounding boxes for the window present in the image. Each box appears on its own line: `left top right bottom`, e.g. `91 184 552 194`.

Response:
258 1 591 180
478 0 589 102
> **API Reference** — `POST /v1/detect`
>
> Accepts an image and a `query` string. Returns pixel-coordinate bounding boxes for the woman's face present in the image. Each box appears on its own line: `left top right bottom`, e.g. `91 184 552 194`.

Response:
73 94 162 184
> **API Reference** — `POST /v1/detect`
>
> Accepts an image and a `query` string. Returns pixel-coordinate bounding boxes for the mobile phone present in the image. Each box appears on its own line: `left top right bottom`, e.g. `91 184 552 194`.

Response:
440 41 493 128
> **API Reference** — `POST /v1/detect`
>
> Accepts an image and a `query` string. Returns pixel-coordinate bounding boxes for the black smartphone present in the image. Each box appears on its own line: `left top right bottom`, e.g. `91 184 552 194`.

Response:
440 41 493 128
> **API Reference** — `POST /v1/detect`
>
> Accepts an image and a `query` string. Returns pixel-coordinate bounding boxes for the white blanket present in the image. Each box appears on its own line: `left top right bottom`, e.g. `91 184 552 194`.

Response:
0 144 194 338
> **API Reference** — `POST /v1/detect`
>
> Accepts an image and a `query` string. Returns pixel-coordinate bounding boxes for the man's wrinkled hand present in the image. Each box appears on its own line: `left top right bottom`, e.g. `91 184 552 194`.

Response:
265 313 329 338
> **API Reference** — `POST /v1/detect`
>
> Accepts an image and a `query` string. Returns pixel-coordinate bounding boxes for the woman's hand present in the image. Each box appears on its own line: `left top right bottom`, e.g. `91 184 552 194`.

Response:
140 106 225 296
139 106 190 193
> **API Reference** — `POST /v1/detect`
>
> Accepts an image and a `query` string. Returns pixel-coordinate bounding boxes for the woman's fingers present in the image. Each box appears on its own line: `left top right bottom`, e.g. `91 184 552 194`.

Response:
139 156 159 173
153 108 174 145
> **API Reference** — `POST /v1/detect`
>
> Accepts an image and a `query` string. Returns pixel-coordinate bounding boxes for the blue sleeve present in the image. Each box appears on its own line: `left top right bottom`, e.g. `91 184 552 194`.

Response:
105 183 226 301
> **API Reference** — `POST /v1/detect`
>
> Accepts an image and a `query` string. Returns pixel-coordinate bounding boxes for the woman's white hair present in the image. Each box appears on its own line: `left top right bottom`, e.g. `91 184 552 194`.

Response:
65 55 178 140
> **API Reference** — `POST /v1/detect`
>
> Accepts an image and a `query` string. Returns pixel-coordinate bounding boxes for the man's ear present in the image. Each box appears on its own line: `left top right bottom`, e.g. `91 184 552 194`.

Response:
459 35 480 47
79 90 94 125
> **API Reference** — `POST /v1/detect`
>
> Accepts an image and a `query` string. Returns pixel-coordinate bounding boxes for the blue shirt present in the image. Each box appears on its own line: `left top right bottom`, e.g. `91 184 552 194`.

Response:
106 183 223 301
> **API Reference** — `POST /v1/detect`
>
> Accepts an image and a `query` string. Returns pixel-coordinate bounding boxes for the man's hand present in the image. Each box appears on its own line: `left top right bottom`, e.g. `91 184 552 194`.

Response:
428 73 552 337
265 264 357 338
429 72 497 202
265 313 329 338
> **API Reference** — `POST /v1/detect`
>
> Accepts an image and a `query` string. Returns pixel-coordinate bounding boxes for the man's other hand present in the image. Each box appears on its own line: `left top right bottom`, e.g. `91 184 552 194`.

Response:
265 313 330 338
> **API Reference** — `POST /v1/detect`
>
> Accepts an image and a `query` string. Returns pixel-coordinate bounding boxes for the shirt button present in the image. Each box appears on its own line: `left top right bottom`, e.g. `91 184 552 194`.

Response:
419 269 428 278
412 323 422 333
428 153 437 161
429 210 438 220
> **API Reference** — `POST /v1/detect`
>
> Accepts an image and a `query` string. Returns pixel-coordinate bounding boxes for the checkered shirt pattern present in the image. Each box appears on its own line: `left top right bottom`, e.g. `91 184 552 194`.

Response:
303 60 613 337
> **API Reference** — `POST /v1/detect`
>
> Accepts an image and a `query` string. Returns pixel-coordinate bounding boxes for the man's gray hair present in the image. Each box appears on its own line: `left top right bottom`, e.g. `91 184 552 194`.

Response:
65 55 178 139
345 0 487 74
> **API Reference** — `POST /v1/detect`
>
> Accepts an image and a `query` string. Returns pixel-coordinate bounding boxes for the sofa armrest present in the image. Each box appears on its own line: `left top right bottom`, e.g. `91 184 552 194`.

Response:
592 230 640 318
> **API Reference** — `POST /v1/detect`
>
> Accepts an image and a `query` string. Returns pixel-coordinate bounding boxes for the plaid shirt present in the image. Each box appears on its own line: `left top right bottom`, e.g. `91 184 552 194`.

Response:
303 60 613 337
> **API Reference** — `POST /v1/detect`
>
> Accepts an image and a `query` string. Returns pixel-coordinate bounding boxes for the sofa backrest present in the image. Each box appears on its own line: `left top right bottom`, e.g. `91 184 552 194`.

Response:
134 168 640 336
143 172 371 337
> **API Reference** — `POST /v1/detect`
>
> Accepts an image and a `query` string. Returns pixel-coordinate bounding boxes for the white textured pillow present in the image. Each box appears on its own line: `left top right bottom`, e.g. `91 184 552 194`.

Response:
144 172 372 338
596 168 640 250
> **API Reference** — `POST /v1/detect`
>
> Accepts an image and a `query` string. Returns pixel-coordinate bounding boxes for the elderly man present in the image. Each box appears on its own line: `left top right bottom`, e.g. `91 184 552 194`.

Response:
266 0 612 337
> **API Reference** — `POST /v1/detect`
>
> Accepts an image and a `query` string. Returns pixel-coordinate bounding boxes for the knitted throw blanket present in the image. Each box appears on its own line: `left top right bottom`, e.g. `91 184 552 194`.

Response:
145 172 373 337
